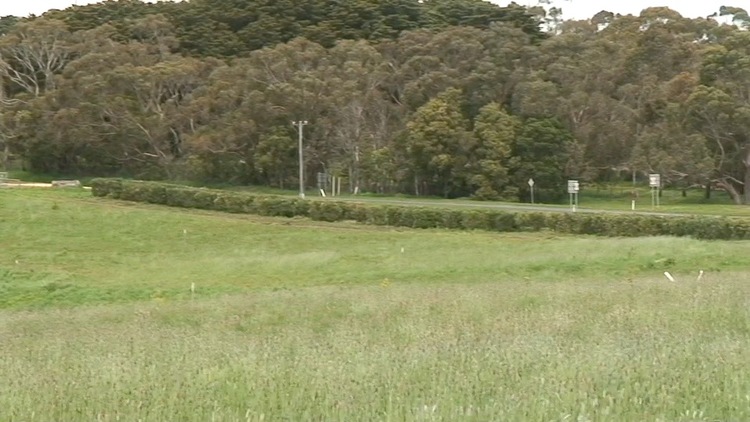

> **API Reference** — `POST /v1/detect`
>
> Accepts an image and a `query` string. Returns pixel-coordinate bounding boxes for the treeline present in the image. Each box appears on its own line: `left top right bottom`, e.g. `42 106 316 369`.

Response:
1 2 750 203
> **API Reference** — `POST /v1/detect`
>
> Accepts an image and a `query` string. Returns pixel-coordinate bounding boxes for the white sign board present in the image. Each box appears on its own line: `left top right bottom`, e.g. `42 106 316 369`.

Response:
649 174 661 188
528 178 535 187
567 180 579 194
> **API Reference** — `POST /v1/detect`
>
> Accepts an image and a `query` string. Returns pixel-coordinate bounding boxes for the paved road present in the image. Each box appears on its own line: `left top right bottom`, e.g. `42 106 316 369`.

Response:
319 196 711 218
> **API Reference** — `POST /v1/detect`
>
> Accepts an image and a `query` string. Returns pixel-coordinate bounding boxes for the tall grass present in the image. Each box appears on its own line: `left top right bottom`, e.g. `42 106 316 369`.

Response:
2 279 750 421
2 189 750 420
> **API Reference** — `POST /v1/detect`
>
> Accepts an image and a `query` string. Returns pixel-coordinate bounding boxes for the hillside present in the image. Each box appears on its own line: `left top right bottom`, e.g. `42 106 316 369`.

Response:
0 2 749 202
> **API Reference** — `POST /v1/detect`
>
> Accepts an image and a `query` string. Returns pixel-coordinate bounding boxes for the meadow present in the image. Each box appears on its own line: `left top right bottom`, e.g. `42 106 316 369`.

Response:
1 188 750 420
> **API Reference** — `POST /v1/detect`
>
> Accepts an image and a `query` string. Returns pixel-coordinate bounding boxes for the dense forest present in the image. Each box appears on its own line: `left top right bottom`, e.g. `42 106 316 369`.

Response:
1 1 750 203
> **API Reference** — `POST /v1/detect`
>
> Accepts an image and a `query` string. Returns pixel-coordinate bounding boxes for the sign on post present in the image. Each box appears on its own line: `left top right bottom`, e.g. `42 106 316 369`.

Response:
567 180 579 194
528 178 535 204
649 173 661 208
568 180 580 212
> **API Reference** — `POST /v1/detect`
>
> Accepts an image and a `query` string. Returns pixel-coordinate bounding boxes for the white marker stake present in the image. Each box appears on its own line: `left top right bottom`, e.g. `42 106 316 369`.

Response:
697 270 704 282
664 271 676 282
401 247 405 253
631 200 636 211
183 229 187 235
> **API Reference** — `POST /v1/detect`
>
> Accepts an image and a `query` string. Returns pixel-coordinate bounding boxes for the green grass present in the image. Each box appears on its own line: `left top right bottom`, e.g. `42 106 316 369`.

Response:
2 188 750 420
223 181 750 217
2 188 747 308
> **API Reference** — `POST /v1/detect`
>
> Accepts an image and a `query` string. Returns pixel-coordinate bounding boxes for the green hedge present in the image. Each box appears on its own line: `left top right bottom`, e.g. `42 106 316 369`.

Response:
89 178 750 240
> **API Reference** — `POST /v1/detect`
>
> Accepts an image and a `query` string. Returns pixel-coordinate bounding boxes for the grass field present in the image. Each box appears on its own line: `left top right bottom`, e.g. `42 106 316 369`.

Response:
2 188 750 420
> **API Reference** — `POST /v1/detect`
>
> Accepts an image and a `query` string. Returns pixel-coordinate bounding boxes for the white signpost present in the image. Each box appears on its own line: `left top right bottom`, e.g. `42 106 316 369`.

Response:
649 173 661 208
568 180 580 212
528 178 535 204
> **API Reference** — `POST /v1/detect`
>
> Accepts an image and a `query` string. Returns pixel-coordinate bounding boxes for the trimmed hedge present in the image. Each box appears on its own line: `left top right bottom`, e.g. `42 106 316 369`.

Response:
89 178 750 240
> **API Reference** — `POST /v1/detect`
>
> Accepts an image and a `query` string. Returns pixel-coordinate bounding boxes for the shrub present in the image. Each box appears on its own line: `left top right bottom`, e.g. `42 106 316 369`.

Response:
213 193 256 214
365 206 390 226
309 202 346 222
90 178 123 198
191 190 220 210
87 178 750 241
410 208 445 229
256 196 301 218
165 187 200 208
487 211 518 233
442 210 465 229
462 210 492 231
515 212 548 232
343 204 368 222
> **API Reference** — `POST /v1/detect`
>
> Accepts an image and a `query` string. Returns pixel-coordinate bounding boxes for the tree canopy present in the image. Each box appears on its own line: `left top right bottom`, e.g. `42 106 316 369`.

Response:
2 1 750 203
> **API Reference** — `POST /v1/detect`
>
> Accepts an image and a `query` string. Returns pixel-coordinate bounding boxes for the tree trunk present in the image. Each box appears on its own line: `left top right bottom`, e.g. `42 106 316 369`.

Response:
705 183 711 200
1 143 8 170
744 152 750 204
718 178 743 205
353 146 360 195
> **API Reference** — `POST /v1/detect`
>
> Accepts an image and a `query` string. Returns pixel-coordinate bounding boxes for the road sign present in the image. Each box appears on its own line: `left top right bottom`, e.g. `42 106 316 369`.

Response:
649 174 661 188
528 178 535 204
649 174 661 208
567 180 579 194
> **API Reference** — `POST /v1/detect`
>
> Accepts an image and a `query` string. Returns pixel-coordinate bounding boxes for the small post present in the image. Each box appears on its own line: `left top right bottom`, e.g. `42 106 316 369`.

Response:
292 120 308 199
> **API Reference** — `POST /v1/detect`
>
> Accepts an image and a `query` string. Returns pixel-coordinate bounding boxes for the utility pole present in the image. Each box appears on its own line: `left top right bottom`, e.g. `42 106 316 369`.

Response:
292 120 308 198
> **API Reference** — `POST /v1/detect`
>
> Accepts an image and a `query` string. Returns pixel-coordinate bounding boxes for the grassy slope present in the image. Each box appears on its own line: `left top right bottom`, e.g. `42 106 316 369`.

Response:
2 189 750 420
1 188 748 308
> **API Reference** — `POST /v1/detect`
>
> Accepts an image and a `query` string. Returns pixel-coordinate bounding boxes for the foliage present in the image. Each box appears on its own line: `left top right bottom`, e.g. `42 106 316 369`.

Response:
3 3 750 204
404 88 473 198
41 0 544 57
510 118 574 202
90 178 750 240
